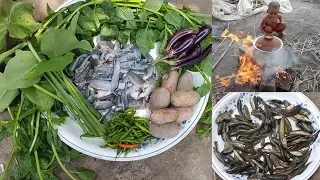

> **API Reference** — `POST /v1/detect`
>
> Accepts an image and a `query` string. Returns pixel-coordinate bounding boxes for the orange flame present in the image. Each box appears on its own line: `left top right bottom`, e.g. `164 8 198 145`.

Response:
235 48 262 85
217 30 262 87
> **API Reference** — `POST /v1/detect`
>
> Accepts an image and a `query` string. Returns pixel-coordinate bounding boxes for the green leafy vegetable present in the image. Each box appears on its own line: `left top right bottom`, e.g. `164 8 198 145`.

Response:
21 86 55 111
196 82 211 97
68 11 80 34
164 10 184 29
0 120 14 142
0 0 41 49
26 53 75 79
136 28 155 55
116 7 135 20
196 100 212 136
100 24 119 39
143 0 164 12
74 168 96 180
0 50 41 92
40 29 92 58
0 88 19 112
199 57 212 77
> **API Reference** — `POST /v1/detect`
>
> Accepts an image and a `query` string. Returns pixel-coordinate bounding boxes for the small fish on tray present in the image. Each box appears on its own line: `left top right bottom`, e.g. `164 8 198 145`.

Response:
69 40 157 118
214 96 320 180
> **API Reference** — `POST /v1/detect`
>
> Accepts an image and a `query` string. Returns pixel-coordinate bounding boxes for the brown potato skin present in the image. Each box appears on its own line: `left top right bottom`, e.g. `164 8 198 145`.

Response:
162 71 179 94
177 72 193 91
148 122 180 138
150 109 178 124
174 107 193 123
149 87 170 110
171 91 201 107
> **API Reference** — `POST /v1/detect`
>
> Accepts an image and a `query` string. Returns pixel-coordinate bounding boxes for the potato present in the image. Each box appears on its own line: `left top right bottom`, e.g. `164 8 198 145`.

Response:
174 107 193 123
148 122 180 138
177 72 193 91
150 109 178 124
162 71 179 94
149 87 170 110
171 91 200 107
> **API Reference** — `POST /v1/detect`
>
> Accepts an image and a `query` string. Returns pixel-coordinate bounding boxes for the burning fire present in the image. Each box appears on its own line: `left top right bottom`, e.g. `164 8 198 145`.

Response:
216 31 262 87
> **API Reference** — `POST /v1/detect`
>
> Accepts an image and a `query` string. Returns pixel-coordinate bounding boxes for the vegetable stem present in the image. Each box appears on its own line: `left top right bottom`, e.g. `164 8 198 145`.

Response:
0 42 27 64
33 84 64 103
194 64 211 87
29 111 40 153
34 151 44 180
35 11 64 37
1 95 25 180
51 144 77 180
27 42 42 63
7 107 14 120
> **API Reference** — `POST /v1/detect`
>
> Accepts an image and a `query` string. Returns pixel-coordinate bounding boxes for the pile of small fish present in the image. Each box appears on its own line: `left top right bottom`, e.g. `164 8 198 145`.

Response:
214 96 320 180
69 40 156 117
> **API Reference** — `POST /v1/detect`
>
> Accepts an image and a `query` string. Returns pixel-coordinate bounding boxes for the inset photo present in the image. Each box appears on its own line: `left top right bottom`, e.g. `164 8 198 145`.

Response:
212 92 320 180
212 0 320 92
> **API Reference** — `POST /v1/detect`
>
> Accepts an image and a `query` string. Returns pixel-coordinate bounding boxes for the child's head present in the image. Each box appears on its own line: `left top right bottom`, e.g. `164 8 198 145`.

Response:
267 1 280 15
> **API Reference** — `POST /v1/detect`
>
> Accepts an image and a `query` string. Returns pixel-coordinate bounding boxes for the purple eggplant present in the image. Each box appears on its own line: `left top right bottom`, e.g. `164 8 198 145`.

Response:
161 46 201 65
174 44 212 69
166 34 197 58
194 24 212 45
165 28 198 53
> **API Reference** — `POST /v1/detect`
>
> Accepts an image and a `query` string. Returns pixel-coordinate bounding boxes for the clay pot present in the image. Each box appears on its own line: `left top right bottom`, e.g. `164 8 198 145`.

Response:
253 36 283 52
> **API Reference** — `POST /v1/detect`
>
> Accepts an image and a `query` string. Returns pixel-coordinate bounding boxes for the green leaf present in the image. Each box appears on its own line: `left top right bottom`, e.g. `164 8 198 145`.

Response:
199 57 212 77
155 16 165 30
50 117 66 126
41 29 92 58
0 1 41 49
136 29 155 55
164 10 183 28
138 9 149 23
143 0 164 12
100 24 119 39
155 62 169 75
78 16 97 32
0 0 12 17
21 85 55 111
196 127 211 136
13 153 34 179
0 50 41 92
75 168 96 180
95 7 111 22
118 30 131 44
125 20 137 29
116 7 134 20
0 88 19 112
26 53 74 79
68 11 80 34
0 120 14 142
196 82 210 97
159 29 168 54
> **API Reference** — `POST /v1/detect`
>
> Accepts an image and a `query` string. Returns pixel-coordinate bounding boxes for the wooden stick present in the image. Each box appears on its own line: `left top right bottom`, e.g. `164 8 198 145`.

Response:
213 40 234 70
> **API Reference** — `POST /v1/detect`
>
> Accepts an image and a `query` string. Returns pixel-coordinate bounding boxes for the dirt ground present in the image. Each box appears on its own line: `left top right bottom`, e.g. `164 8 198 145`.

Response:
212 0 320 92
212 92 320 180
0 1 212 180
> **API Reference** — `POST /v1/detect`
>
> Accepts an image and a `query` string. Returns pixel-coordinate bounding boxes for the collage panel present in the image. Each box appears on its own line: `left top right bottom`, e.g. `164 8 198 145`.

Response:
212 0 320 92
0 0 213 180
212 92 320 180
212 0 320 179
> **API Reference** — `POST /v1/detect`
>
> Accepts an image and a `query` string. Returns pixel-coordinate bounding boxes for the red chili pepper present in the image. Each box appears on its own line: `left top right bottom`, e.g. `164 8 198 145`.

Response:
118 143 139 149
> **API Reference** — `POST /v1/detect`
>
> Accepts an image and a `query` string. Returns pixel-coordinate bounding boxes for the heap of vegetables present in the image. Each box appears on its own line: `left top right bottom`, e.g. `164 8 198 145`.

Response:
0 0 211 179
